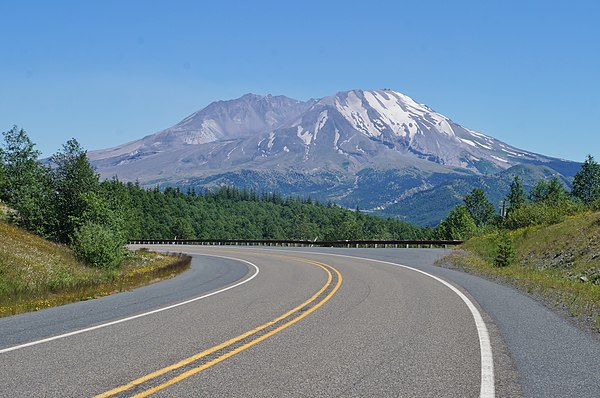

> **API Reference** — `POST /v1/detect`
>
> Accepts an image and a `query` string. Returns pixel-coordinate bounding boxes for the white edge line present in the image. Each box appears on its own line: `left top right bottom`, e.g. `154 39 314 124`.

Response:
0 254 260 354
217 246 495 398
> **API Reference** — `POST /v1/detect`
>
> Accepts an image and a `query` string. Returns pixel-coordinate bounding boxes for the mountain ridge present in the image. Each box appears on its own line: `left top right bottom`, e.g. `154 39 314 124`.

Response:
89 89 579 225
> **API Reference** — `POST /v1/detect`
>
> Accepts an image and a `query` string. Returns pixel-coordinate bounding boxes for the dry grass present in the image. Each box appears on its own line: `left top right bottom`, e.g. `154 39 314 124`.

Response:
0 221 190 317
441 212 600 333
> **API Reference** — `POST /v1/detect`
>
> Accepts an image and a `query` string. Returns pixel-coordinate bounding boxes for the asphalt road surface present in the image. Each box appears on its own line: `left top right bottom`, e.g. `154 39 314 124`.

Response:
1 246 598 397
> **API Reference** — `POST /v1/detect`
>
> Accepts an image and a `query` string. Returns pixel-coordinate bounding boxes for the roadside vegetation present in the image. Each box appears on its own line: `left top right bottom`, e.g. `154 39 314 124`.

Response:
0 125 193 316
435 155 600 334
0 219 190 317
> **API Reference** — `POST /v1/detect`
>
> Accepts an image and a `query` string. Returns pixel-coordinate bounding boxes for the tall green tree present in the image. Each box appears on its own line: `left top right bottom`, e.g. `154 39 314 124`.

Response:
0 126 39 201
572 155 600 205
505 176 526 215
463 188 496 227
435 205 478 240
49 138 100 243
0 126 52 234
529 177 567 204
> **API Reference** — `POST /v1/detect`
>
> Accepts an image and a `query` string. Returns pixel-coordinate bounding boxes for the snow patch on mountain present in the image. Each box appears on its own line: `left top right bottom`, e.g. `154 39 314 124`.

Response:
335 91 381 138
314 110 328 141
460 138 477 148
267 132 276 150
491 155 509 163
297 126 312 146
226 146 237 159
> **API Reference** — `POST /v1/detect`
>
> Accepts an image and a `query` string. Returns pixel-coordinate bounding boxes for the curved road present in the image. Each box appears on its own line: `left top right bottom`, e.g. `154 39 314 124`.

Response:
0 246 598 397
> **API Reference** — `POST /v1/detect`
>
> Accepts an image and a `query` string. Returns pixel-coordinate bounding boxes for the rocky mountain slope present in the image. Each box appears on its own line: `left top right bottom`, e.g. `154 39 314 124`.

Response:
90 89 579 225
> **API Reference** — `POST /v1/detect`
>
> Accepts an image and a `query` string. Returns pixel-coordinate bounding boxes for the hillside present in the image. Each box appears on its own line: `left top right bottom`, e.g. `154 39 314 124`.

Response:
377 163 582 226
443 212 600 335
0 220 188 317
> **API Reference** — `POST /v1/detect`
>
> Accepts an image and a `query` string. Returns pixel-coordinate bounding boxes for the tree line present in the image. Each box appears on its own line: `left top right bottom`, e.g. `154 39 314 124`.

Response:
123 184 430 242
435 154 600 242
0 126 431 268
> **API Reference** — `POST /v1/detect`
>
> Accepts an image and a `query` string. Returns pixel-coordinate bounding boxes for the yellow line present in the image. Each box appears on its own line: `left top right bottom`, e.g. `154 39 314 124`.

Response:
95 256 342 398
133 260 341 397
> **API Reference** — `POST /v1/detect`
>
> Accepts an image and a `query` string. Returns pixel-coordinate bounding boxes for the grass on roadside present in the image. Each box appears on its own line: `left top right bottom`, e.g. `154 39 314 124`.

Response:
0 221 190 317
440 212 600 334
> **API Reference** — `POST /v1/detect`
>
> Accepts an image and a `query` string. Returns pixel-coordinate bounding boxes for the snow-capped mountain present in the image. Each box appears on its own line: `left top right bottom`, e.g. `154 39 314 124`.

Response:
251 89 546 172
90 89 579 225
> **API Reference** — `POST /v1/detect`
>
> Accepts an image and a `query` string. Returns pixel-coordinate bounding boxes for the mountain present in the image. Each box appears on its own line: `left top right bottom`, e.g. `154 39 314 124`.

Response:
91 93 314 163
90 89 580 226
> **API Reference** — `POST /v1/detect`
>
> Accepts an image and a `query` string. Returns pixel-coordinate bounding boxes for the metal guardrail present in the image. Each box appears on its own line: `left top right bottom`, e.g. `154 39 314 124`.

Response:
128 239 463 248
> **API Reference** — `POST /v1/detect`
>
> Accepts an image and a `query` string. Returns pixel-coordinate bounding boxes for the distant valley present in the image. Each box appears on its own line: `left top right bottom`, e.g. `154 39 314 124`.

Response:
90 89 580 226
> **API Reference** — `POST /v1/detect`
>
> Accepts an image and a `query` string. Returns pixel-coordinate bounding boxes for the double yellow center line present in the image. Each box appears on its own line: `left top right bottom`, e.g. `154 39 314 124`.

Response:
95 256 342 397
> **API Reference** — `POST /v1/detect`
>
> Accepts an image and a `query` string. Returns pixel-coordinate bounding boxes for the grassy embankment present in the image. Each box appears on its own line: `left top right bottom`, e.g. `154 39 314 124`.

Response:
442 212 600 334
0 217 190 317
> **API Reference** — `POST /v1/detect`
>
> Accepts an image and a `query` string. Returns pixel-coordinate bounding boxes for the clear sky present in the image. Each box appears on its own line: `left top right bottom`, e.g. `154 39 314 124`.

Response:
1 0 598 162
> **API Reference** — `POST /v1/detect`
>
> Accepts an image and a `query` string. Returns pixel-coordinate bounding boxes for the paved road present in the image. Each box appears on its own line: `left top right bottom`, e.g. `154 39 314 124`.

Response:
0 255 249 348
1 246 598 397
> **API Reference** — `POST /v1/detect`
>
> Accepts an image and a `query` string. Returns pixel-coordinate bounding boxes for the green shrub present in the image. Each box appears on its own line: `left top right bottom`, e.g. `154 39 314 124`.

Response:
505 200 584 229
71 222 126 269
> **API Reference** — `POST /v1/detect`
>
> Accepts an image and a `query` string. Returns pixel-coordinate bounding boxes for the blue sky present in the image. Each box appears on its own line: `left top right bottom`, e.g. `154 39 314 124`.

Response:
1 0 598 161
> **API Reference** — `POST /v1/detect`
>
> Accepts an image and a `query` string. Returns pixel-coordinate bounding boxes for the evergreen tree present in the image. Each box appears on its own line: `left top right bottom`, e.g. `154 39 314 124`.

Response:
529 177 567 204
463 188 495 227
547 177 568 202
572 155 600 205
505 176 526 215
494 232 516 267
528 180 547 203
